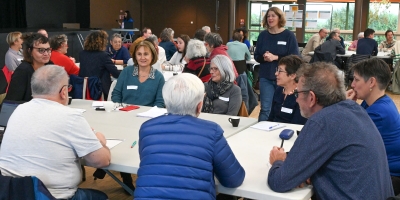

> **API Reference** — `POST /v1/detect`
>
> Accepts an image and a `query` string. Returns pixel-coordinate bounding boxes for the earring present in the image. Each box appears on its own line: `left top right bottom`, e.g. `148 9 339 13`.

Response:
370 87 372 92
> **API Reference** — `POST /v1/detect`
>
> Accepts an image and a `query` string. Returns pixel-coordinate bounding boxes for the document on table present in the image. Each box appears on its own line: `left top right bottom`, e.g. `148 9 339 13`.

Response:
106 139 124 149
137 106 167 118
250 122 286 131
92 101 104 108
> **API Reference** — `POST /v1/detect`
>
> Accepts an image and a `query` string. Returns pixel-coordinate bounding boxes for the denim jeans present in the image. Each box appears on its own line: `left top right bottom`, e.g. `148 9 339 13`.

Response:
258 77 277 122
69 188 108 200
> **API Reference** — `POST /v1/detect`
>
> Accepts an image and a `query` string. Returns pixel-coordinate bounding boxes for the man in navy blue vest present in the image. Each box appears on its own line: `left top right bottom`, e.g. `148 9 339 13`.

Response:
356 28 378 56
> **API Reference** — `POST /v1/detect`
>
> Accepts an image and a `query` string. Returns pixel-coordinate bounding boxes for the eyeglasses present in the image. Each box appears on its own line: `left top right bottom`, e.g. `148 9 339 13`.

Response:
294 89 310 98
32 47 52 54
59 84 72 94
276 68 287 74
209 67 219 71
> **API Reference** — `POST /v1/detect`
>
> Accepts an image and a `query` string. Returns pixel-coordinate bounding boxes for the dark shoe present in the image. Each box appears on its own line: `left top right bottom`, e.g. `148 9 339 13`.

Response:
121 172 135 195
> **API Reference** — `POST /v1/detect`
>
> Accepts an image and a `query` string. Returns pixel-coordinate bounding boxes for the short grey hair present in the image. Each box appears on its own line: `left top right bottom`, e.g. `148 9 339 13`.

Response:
31 65 68 96
160 28 174 42
202 26 211 32
111 33 122 41
211 55 235 82
146 34 159 45
358 32 364 39
333 28 340 33
162 73 204 117
204 33 223 48
296 62 346 107
185 39 207 60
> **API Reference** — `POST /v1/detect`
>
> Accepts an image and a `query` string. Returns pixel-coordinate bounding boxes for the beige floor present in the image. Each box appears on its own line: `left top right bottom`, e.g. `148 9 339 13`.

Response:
79 91 400 199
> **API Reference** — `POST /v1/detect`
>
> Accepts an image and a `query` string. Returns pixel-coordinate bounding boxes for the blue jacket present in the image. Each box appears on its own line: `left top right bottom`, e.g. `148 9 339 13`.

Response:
135 114 245 199
159 41 177 61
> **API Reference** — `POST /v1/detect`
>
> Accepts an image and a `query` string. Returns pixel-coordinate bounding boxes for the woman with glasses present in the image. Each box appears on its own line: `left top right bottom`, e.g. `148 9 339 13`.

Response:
268 55 307 125
202 55 241 115
79 30 120 100
49 34 79 75
346 58 400 195
5 31 23 72
254 7 299 122
6 33 51 102
106 33 131 65
379 30 396 52
162 34 190 72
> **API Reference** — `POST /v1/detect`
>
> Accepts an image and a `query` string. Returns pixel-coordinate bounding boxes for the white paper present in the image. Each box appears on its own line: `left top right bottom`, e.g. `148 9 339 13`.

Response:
294 20 302 28
306 11 318 19
285 10 294 19
137 106 167 118
295 10 303 19
319 11 331 19
286 20 293 28
306 20 318 28
250 122 286 132
74 108 86 113
92 101 104 107
106 139 123 149
115 65 124 70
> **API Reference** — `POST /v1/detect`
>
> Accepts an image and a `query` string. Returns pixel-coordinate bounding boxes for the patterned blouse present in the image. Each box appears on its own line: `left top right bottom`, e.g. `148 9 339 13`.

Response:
379 39 396 50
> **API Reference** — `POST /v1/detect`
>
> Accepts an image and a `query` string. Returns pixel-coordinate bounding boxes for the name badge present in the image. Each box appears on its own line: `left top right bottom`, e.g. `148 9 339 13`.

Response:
127 85 138 90
281 107 293 114
277 41 287 45
219 96 229 101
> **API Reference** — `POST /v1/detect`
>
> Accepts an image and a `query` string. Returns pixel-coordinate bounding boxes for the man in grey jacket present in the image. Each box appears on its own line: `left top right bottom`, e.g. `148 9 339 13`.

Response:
314 31 345 68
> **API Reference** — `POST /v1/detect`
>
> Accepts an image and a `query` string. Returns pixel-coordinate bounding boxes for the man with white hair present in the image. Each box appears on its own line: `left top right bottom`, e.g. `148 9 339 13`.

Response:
37 29 48 38
202 25 211 34
0 65 111 200
348 32 364 51
135 73 245 199
301 28 329 62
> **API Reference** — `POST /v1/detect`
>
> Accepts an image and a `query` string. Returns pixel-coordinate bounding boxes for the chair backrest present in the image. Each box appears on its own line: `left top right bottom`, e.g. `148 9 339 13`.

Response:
310 51 333 63
298 42 307 48
252 40 257 46
69 75 104 100
233 60 247 75
0 100 22 128
107 80 118 101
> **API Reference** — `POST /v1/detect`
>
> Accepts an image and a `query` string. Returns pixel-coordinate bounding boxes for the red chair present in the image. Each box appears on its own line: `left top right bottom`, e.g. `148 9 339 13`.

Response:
2 66 13 92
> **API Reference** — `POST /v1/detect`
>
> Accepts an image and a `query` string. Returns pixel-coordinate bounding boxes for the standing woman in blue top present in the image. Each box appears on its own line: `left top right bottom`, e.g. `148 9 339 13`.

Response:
118 10 134 35
112 41 165 107
268 55 307 125
254 7 299 122
346 58 400 195
106 33 131 65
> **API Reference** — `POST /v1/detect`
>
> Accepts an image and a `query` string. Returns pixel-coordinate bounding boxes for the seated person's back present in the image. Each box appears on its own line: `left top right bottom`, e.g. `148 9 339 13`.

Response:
135 73 245 199
0 65 110 199
356 28 378 56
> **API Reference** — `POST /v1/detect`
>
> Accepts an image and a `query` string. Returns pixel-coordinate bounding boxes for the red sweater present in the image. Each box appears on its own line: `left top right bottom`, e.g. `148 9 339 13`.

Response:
209 45 239 78
50 51 80 75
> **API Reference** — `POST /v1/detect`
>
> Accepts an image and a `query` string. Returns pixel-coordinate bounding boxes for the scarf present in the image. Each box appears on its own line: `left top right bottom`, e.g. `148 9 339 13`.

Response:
202 80 233 113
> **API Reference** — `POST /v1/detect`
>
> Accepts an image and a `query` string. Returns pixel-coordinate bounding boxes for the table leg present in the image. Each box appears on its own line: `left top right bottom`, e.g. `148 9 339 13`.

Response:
104 169 135 196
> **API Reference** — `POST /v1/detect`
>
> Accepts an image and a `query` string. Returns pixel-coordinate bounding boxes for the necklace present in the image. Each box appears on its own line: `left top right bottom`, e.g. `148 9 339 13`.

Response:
282 87 294 95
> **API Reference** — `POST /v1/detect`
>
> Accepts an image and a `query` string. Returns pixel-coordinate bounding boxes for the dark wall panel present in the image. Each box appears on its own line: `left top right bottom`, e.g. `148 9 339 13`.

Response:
26 0 77 28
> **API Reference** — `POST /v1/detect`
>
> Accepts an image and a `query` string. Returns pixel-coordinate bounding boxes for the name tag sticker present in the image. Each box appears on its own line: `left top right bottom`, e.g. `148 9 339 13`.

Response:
219 96 230 101
127 85 138 90
281 107 293 114
277 41 287 45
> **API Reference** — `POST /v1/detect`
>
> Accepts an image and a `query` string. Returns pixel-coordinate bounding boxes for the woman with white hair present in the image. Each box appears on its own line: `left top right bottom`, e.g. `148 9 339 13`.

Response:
135 73 245 199
202 55 242 115
182 39 211 82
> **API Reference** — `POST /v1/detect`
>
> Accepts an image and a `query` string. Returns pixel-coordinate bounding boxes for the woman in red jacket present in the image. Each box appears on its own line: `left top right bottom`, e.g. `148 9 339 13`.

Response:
49 34 79 75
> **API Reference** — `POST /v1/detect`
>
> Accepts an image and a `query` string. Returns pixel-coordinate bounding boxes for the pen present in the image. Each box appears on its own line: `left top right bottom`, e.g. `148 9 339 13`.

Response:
280 139 284 148
269 124 280 129
130 141 137 148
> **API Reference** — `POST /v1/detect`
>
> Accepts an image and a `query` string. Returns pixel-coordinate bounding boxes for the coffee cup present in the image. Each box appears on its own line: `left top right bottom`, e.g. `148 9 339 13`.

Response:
103 101 115 112
228 116 240 127
68 96 72 105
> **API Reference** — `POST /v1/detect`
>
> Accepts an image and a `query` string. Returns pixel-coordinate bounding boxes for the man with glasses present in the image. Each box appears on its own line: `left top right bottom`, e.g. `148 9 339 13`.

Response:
301 28 328 63
0 65 111 200
267 62 394 199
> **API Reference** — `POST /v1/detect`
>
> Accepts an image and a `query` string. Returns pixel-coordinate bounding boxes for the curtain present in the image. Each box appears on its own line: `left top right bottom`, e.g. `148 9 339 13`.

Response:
0 0 27 28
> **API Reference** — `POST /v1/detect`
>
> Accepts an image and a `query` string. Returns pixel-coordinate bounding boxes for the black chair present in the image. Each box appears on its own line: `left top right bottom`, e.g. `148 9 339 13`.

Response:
252 40 257 46
345 54 371 85
298 42 307 48
233 60 247 75
310 51 333 64
0 100 23 144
